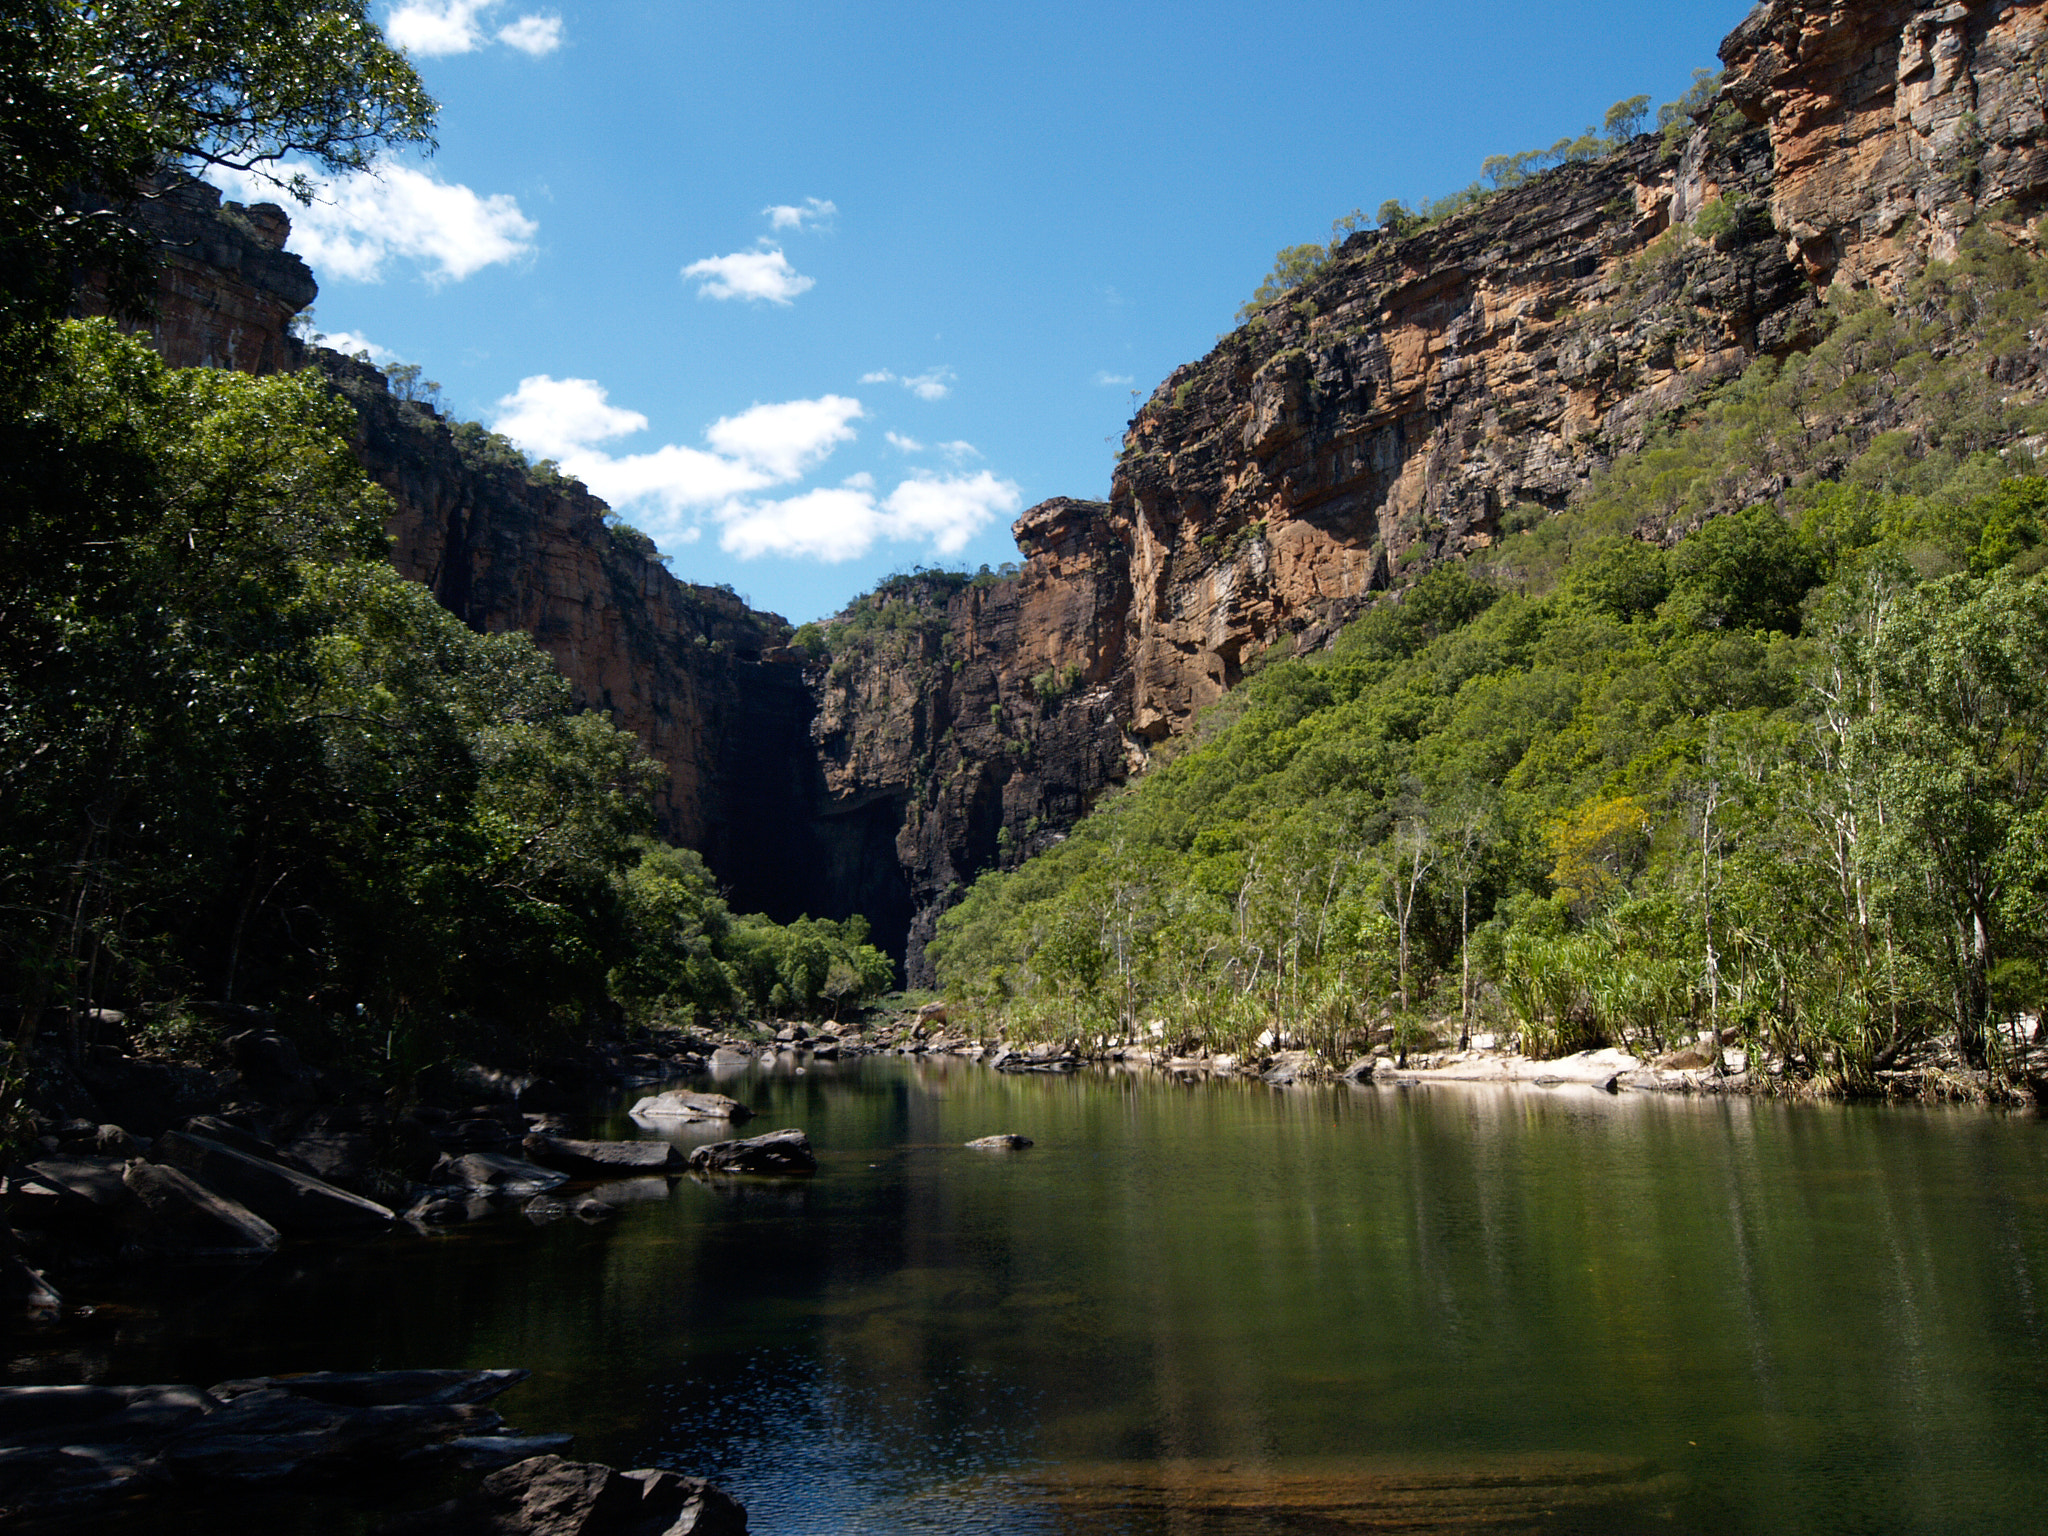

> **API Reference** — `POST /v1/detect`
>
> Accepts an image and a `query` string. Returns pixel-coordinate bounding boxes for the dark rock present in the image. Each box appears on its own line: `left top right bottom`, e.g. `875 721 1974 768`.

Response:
209 1368 528 1408
571 1197 616 1224
121 1160 281 1259
628 1090 753 1124
94 1123 143 1158
78 1046 229 1137
0 1226 60 1313
385 1453 747 1536
9 1155 131 1214
431 1153 570 1198
965 1134 1033 1150
152 1130 395 1237
686 1129 817 1176
522 1133 684 1179
407 1197 472 1227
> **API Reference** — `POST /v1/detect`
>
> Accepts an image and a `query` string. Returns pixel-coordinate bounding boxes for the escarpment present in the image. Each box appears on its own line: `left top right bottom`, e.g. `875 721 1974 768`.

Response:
106 0 2048 984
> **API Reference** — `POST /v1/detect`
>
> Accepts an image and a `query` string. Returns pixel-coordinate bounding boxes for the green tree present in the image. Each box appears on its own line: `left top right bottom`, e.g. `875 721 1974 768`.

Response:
1855 570 2048 1064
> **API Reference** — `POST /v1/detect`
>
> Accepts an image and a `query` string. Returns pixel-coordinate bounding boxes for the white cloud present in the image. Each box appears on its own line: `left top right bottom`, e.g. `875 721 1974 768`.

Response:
886 431 925 453
496 12 562 53
490 380 868 536
490 375 646 458
715 470 1022 563
318 330 393 362
488 376 1015 565
385 2 561 56
208 160 536 283
716 486 885 562
704 396 864 479
682 245 814 305
1095 371 1134 386
860 366 954 401
937 439 983 462
385 0 488 54
764 197 837 233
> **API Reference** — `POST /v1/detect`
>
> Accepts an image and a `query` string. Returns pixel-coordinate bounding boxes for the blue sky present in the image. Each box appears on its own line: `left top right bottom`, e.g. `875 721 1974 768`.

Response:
212 0 1754 623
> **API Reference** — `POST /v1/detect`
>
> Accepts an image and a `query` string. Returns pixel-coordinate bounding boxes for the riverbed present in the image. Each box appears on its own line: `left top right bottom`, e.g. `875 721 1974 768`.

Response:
16 1056 2048 1533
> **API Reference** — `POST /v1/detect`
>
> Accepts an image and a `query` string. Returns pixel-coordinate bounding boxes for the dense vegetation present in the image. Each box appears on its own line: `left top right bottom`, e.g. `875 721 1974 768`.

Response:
934 219 2048 1094
0 3 888 1124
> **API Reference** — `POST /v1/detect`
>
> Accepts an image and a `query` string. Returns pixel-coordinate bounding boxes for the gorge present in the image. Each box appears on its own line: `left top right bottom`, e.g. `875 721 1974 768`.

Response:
97 0 2048 985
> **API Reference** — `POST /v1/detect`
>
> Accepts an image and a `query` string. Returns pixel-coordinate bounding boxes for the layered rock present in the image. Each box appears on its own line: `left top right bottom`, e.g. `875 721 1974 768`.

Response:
1721 0 2048 288
74 175 314 374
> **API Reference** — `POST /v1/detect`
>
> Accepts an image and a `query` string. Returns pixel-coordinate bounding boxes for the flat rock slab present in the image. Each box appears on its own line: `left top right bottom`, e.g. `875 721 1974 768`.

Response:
432 1153 569 1198
122 1160 281 1259
1376 1048 1644 1091
522 1133 683 1178
965 1134 1033 1150
628 1090 753 1124
12 1155 132 1212
152 1130 394 1238
686 1129 816 1176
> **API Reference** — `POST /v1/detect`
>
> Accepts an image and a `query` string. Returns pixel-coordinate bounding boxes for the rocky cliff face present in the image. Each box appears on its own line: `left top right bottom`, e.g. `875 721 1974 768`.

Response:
1722 0 2048 288
100 179 827 928
319 355 817 917
74 176 314 375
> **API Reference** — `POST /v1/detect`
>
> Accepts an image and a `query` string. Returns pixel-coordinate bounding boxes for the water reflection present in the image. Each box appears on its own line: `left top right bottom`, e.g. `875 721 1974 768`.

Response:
15 1059 2048 1533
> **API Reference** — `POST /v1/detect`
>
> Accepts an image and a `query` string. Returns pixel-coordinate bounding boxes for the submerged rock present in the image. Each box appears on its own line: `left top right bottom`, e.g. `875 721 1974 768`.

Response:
430 1153 569 1199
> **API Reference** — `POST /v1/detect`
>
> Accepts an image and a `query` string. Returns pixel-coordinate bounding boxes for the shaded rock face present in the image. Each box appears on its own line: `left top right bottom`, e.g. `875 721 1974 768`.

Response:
74 176 314 375
1722 0 2048 289
319 353 822 909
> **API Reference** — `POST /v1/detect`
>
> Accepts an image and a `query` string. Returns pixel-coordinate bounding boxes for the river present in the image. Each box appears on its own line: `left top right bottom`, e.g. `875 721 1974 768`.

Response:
23 1056 2048 1533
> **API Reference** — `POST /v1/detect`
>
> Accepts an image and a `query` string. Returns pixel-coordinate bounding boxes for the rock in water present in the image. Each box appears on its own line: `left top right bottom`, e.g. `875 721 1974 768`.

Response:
431 1153 570 1198
522 1133 683 1178
965 1134 1033 1150
685 1129 816 1176
627 1090 753 1124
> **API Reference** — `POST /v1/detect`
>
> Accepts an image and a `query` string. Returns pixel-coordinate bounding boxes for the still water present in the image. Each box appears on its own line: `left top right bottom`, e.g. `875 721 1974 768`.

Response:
29 1057 2048 1532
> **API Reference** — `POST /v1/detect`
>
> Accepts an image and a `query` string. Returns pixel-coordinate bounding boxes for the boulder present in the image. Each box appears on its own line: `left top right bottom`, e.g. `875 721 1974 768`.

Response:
0 1227 60 1313
9 1154 130 1215
628 1090 752 1124
121 1160 280 1259
385 1453 747 1536
521 1134 684 1179
152 1130 394 1237
965 1134 1033 1150
685 1129 816 1176
430 1153 569 1199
